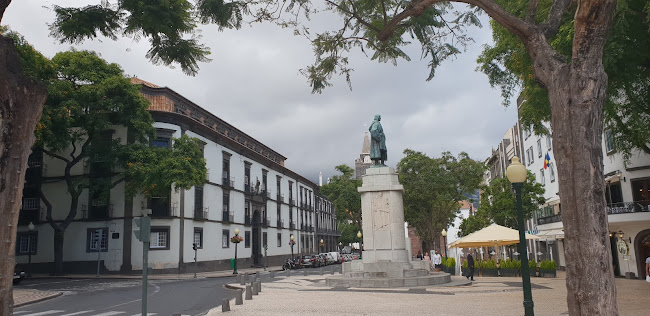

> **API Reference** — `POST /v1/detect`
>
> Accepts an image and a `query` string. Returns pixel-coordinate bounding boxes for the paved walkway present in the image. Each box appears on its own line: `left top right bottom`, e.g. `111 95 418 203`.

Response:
208 270 649 316
13 289 62 307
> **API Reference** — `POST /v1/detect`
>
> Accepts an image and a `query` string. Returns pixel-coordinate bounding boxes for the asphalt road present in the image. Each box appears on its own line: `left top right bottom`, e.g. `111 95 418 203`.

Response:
14 276 238 316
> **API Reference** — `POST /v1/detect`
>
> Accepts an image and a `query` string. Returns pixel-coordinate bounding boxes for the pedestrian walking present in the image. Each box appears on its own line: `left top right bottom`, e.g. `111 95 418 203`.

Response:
466 253 475 281
424 252 432 270
432 250 442 271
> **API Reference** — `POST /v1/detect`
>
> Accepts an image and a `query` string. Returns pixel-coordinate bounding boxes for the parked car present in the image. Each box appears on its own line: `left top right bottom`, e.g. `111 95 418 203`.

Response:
13 265 26 285
313 254 325 267
301 255 319 268
319 253 334 265
328 252 342 264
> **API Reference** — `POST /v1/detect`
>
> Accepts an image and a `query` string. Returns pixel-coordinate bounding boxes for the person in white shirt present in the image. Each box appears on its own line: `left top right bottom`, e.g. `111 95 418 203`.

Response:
432 250 443 270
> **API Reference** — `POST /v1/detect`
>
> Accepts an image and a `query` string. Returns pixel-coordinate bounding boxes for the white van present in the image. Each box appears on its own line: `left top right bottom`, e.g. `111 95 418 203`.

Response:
328 252 342 264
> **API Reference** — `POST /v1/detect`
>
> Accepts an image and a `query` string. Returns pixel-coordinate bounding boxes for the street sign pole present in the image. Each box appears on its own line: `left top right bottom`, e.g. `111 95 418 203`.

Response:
134 212 151 316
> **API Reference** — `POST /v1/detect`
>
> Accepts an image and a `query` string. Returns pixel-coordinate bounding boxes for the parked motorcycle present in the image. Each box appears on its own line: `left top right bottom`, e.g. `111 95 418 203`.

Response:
282 258 300 270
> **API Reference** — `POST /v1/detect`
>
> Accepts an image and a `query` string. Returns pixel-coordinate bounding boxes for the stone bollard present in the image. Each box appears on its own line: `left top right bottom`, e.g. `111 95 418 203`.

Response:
320 269 324 276
303 269 308 276
245 285 253 300
287 269 291 277
330 267 335 275
239 274 245 285
222 299 230 312
270 271 275 279
235 274 241 283
251 282 259 295
235 289 243 305
257 281 262 293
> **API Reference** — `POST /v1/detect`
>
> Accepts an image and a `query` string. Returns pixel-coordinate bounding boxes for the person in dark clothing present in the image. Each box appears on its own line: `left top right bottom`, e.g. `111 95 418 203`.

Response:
466 253 475 281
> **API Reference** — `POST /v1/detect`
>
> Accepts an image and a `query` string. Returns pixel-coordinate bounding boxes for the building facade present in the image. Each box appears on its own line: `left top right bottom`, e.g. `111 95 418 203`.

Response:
15 78 338 274
354 132 372 180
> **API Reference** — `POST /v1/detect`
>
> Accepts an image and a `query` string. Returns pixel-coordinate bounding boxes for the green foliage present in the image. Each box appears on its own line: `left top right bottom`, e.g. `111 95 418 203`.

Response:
540 260 556 270
481 259 497 269
500 258 514 269
478 0 650 158
48 0 248 75
320 164 362 227
458 208 491 237
528 259 537 269
513 259 521 269
462 259 468 268
336 221 361 245
398 150 485 251
477 172 545 229
445 257 455 268
2 28 57 81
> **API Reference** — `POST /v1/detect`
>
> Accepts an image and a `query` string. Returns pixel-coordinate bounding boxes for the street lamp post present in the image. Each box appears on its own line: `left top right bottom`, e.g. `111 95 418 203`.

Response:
290 235 295 260
356 231 362 258
338 242 342 252
320 239 324 253
28 222 35 277
506 157 535 316
233 227 240 275
441 229 448 258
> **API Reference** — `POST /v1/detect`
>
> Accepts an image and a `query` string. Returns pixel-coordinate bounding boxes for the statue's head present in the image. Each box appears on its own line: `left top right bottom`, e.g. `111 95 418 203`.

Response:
374 114 381 121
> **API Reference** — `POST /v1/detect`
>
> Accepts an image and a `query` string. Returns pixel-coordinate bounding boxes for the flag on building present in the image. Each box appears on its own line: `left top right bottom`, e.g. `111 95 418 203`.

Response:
544 153 551 169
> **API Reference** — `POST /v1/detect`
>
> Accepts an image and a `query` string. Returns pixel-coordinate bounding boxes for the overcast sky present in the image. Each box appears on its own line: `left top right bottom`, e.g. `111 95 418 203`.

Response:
4 1 518 184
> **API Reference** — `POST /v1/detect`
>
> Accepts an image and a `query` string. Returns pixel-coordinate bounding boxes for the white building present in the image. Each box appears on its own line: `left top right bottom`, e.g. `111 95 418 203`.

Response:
15 78 338 274
522 121 650 278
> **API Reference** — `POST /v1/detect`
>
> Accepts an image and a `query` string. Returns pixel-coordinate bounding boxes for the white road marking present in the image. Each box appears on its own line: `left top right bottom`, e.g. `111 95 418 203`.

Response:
91 312 126 316
21 311 65 316
13 312 32 315
128 313 157 316
59 311 95 316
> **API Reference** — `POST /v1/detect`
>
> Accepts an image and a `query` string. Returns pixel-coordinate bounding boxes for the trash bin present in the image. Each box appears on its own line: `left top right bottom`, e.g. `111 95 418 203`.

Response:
230 258 236 269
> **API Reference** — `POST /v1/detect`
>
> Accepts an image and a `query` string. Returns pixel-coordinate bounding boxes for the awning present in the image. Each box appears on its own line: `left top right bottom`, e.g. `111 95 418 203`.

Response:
449 224 539 248
537 229 564 240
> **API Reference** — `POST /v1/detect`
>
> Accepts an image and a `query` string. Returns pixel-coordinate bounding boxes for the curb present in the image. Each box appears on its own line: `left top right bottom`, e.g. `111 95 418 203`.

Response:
14 291 63 308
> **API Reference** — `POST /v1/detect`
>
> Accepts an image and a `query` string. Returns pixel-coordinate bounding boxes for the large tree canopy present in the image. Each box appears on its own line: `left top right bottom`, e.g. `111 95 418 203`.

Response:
479 173 545 229
397 150 484 253
320 164 362 230
477 0 650 160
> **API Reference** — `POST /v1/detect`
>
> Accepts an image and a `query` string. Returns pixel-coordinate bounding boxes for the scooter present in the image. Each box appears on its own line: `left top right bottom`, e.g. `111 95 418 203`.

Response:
282 258 299 270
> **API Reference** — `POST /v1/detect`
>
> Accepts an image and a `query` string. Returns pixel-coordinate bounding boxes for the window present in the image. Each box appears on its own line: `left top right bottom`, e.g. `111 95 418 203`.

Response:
263 232 268 247
288 181 293 202
524 128 531 139
222 151 231 185
277 233 282 247
193 228 203 249
150 193 170 217
87 228 108 252
631 178 650 202
262 171 268 193
222 229 230 248
606 182 623 205
277 176 282 197
546 136 552 150
150 227 170 250
605 129 615 153
16 232 37 255
151 138 170 148
527 146 534 165
549 163 556 182
244 163 251 192
245 231 251 248
223 193 229 214
195 186 204 219
537 139 542 158
540 169 546 185
151 128 174 148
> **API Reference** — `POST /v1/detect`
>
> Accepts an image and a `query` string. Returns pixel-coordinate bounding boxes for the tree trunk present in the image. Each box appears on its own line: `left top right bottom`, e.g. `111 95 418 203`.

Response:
53 230 65 276
0 35 48 315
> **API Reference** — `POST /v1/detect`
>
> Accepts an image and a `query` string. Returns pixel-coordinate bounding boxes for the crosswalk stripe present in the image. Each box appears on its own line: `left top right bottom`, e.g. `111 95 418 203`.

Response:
129 313 157 316
22 311 65 316
13 312 31 315
59 311 95 316
91 312 126 316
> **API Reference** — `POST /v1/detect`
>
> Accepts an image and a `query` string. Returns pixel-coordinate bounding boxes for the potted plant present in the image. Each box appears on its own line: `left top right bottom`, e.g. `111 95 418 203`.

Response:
481 259 498 277
513 259 522 277
528 259 538 277
445 257 456 275
500 259 517 277
440 256 447 273
540 260 557 277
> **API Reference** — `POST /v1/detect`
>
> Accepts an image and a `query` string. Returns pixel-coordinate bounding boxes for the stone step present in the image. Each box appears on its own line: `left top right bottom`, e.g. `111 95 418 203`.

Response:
325 273 451 288
404 269 429 277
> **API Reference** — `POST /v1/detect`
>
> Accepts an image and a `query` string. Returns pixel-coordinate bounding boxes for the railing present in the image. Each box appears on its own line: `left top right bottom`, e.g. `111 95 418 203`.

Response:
309 225 314 232
301 224 305 231
21 197 40 210
537 214 562 225
262 218 268 227
290 222 295 230
277 219 284 228
245 183 252 193
222 177 229 187
277 194 283 202
245 216 251 226
289 199 295 206
607 201 650 215
222 211 230 222
195 207 209 220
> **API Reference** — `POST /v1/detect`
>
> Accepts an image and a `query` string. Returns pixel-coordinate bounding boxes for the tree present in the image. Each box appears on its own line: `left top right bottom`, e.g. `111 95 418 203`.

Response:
34 49 206 275
478 172 545 229
320 164 362 230
477 0 650 161
457 208 490 237
397 150 484 253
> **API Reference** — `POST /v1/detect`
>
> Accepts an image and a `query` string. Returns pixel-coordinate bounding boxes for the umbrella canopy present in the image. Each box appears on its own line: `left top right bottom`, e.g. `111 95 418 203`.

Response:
449 224 539 248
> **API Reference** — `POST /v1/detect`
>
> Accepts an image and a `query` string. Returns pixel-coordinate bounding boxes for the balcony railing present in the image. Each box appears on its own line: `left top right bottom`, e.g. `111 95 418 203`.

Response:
290 222 295 230
277 219 284 228
262 218 268 227
195 207 208 220
607 201 650 215
277 193 283 202
537 214 562 225
21 197 40 210
245 216 251 226
289 199 295 206
222 211 233 223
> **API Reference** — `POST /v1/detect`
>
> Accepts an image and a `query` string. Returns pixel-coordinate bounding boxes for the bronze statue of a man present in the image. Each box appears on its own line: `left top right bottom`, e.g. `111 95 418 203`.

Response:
369 114 387 166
